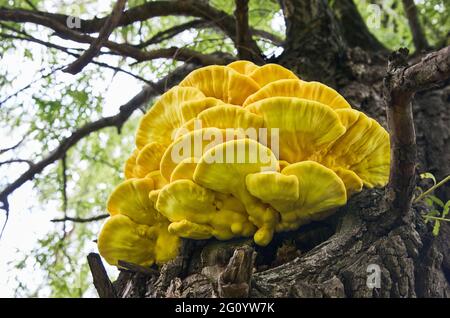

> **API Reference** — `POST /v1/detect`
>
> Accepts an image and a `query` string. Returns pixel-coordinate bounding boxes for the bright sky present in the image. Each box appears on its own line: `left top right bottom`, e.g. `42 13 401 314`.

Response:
0 2 285 297
0 40 142 298
0 71 142 299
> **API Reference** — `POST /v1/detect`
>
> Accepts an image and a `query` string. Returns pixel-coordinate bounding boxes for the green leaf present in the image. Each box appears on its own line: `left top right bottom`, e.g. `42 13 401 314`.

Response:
427 195 444 208
442 200 450 218
24 48 33 59
432 220 441 236
420 172 437 185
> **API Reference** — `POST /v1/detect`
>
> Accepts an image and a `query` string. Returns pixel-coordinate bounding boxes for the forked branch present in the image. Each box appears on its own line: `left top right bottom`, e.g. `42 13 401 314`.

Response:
384 45 450 218
64 0 127 74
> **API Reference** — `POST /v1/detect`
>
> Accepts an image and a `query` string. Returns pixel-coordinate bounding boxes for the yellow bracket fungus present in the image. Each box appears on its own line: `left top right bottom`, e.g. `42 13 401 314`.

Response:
246 161 347 231
98 61 390 266
136 86 206 148
227 60 259 75
179 65 260 105
156 179 256 241
246 97 346 163
99 179 179 266
193 139 279 246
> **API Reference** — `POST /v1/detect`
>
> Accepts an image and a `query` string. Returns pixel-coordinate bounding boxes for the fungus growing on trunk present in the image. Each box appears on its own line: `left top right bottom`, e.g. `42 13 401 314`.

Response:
98 61 390 266
99 178 180 266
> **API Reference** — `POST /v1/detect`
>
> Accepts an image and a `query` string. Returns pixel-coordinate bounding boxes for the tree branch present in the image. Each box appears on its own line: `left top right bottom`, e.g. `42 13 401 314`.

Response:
0 32 156 86
0 1 236 37
234 0 257 61
87 253 117 298
0 159 33 166
0 137 26 155
134 18 283 49
0 61 66 106
128 46 234 65
0 0 262 62
64 0 127 74
0 63 198 212
401 0 430 52
252 29 283 46
0 9 232 66
134 19 206 48
51 214 109 223
392 46 450 92
384 45 450 218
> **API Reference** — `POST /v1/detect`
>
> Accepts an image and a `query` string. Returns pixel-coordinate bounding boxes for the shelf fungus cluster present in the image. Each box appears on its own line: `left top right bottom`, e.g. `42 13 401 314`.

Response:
98 60 390 267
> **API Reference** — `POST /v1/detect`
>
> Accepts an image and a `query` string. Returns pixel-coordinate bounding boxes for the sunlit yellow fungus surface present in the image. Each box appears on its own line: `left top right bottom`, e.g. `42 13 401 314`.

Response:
98 61 390 266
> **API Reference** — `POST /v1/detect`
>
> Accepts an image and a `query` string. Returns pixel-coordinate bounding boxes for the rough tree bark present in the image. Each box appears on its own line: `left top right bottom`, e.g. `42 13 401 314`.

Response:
94 0 450 298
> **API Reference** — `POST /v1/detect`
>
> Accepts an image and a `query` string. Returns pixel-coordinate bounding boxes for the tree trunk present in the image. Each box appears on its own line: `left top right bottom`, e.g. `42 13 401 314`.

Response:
109 0 450 298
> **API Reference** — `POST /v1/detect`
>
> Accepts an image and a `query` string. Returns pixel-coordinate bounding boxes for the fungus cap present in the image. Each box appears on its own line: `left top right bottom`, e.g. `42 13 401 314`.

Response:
227 60 258 75
182 104 264 133
156 179 256 240
319 109 390 188
135 142 166 178
193 138 279 246
246 97 346 163
124 149 139 179
246 161 347 231
245 172 299 202
160 127 231 181
98 214 179 266
179 65 260 105
145 170 168 189
170 157 197 182
180 97 224 122
248 64 299 87
106 178 159 226
243 79 351 109
136 86 205 148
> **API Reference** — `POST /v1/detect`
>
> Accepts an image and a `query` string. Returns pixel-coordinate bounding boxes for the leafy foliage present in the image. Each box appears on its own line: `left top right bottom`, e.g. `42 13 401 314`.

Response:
0 0 448 297
355 0 449 51
415 173 450 236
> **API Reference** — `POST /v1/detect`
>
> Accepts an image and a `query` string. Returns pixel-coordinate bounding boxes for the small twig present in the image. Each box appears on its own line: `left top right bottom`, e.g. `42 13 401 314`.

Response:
0 64 65 106
51 214 109 223
414 175 450 203
0 17 232 66
0 137 26 155
134 19 206 49
0 32 155 86
0 200 8 240
87 253 117 298
423 215 450 222
59 155 68 240
64 0 127 74
401 0 430 52
0 159 33 166
24 0 37 10
252 29 283 46
234 0 257 61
